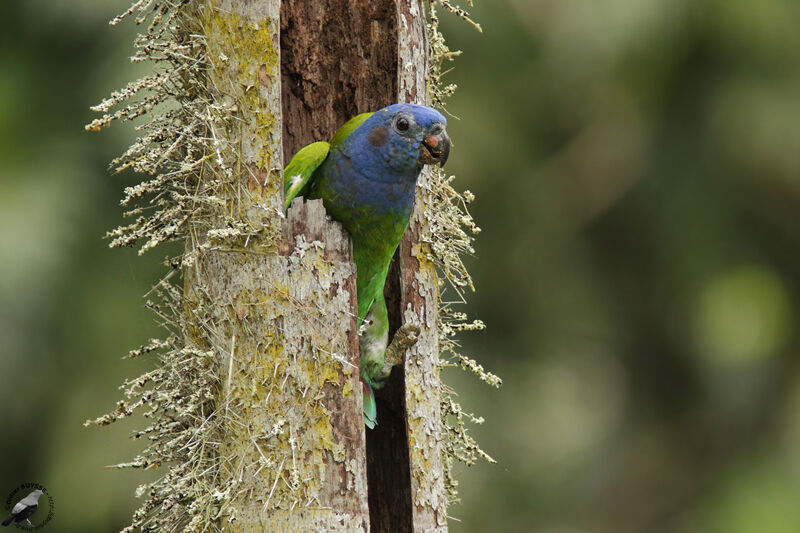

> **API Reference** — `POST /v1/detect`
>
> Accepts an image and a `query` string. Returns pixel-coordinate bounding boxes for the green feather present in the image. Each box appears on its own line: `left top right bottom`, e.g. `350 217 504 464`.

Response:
329 112 373 149
283 112 374 211
283 141 329 211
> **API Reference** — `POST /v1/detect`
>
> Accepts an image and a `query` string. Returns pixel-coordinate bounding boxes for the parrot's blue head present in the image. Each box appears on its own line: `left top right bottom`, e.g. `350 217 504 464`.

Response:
346 103 449 184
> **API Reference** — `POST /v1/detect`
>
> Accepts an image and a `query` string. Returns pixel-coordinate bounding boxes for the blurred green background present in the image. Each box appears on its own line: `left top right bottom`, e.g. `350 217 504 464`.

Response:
2 1 800 532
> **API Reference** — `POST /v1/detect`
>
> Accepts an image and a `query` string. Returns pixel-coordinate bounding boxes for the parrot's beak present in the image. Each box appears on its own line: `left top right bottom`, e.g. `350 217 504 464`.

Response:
420 126 450 167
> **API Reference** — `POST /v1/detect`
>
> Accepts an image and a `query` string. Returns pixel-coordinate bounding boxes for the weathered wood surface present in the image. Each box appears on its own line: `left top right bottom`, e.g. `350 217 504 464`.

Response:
196 1 370 530
195 200 368 532
395 1 449 531
202 0 284 239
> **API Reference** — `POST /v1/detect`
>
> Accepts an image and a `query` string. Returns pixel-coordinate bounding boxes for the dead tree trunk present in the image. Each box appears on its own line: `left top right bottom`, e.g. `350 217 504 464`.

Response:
191 0 446 530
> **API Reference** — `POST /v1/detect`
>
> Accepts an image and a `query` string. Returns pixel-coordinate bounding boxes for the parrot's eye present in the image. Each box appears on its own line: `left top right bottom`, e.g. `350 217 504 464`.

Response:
394 116 410 133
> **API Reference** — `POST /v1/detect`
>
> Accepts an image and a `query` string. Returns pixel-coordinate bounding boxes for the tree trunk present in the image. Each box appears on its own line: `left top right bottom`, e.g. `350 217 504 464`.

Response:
193 0 447 530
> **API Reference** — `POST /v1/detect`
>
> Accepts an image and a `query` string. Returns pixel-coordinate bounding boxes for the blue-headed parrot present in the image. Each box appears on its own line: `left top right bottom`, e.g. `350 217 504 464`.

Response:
282 103 450 428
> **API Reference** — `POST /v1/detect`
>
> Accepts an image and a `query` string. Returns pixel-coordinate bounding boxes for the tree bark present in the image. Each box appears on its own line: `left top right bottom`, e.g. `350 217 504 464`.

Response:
194 0 447 530
192 199 369 531
395 2 449 528
196 1 370 531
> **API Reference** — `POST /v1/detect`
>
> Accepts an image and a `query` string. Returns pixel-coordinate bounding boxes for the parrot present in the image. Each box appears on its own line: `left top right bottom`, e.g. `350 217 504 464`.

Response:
282 103 450 428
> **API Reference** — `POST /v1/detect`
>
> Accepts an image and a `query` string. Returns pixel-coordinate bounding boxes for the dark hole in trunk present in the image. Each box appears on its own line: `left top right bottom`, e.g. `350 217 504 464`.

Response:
366 254 414 532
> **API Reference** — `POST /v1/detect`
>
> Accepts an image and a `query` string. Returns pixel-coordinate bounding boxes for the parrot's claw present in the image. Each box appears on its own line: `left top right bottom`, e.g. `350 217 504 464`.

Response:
379 323 421 380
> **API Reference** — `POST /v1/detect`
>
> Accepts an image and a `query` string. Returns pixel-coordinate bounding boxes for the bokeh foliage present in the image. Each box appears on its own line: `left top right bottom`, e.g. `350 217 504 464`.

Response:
1 1 799 532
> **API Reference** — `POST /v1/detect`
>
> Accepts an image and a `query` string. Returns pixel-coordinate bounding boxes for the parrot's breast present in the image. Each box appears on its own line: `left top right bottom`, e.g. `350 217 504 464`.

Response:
311 146 421 319
314 148 419 237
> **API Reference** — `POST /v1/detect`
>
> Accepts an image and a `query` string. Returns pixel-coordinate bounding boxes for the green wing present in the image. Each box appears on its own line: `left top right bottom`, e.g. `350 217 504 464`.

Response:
283 111 374 211
330 112 373 149
283 141 330 211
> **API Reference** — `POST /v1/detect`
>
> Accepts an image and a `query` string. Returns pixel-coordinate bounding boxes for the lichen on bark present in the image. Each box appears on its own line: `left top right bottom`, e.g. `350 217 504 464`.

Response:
423 1 502 507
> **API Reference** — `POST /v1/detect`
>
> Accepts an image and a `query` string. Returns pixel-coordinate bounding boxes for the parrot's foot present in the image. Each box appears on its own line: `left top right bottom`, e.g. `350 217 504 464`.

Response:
360 323 420 429
378 323 420 380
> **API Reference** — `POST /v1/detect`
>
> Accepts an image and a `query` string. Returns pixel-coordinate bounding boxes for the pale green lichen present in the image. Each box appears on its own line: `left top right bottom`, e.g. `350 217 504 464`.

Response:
189 246 362 526
433 0 482 33
202 8 283 227
427 0 502 505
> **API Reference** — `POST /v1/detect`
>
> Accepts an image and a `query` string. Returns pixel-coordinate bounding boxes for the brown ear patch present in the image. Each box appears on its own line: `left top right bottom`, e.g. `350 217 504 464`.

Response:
368 126 389 147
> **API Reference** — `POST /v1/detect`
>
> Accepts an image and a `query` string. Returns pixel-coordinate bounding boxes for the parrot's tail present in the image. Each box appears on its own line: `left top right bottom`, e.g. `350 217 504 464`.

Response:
362 379 377 429
2 515 14 526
